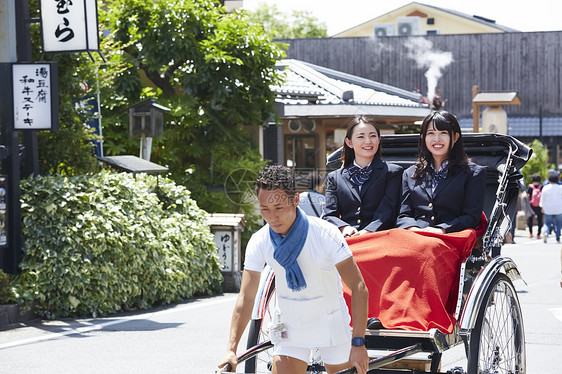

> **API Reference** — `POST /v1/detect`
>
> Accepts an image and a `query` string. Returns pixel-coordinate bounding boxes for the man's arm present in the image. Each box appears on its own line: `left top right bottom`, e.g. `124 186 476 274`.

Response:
336 256 370 374
218 269 261 371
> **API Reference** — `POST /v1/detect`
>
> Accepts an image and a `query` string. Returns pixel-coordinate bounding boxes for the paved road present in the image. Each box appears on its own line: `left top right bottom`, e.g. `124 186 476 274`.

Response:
0 293 241 373
1 229 561 373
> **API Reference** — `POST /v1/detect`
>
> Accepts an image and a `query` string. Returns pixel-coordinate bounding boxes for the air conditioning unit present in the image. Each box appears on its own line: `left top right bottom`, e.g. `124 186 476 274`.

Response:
397 17 421 36
288 119 302 132
288 119 316 133
374 23 394 37
301 118 316 132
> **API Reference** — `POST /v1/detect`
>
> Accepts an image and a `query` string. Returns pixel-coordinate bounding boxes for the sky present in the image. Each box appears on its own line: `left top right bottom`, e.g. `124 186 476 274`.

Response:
242 0 562 36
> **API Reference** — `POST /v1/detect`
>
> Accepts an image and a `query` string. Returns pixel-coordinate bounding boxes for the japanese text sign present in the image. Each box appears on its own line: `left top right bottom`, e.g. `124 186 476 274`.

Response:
214 230 233 271
41 0 100 53
12 63 59 130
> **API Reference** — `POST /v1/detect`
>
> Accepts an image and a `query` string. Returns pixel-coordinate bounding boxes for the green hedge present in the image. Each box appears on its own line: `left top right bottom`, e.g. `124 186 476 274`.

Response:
13 171 222 318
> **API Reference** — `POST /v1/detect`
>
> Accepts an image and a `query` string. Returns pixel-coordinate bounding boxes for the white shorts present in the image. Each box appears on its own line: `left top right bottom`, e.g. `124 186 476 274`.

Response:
272 340 351 365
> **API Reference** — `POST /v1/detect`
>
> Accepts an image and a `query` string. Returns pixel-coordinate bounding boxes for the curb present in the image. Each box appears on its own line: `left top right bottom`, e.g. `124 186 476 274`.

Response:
0 304 36 327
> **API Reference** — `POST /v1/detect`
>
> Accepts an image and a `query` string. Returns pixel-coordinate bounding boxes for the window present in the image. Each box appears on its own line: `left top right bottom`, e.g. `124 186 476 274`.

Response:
284 134 317 169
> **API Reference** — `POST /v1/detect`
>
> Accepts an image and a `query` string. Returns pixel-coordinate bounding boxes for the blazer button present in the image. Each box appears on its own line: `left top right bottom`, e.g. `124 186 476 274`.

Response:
357 219 361 224
357 207 361 211
431 216 435 221
428 203 433 208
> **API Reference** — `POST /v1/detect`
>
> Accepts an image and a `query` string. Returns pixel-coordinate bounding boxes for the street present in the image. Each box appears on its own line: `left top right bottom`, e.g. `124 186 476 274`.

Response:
1 229 561 373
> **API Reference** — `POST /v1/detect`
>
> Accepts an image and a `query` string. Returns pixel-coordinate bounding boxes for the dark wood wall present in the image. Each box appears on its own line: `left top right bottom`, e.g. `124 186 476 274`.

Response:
278 31 562 118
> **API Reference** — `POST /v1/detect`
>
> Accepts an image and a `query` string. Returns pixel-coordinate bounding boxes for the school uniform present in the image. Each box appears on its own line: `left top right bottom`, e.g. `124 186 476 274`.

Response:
396 162 486 233
323 158 403 232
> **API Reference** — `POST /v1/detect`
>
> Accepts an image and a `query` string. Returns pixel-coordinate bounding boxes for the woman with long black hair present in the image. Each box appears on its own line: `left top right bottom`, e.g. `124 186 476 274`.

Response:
323 116 403 237
396 110 486 233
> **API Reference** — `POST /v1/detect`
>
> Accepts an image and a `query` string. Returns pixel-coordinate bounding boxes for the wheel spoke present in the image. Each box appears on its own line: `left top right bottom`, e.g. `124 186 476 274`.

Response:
468 274 525 374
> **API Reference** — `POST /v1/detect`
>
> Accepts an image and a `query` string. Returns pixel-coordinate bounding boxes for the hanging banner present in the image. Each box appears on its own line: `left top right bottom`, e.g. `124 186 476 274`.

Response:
12 63 59 131
40 0 100 53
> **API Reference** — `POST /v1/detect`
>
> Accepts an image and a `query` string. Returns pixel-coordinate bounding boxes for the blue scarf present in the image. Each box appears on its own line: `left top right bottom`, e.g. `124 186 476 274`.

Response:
269 207 309 292
348 162 373 187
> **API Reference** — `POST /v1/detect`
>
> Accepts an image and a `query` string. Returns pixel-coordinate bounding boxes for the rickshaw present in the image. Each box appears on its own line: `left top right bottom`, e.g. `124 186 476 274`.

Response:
232 133 531 374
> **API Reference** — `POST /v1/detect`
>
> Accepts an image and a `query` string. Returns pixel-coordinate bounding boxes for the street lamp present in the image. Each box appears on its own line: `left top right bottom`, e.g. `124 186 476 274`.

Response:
128 98 170 161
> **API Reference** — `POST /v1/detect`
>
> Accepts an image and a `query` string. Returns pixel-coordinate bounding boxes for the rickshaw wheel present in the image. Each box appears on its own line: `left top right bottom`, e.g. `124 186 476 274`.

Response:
467 273 526 374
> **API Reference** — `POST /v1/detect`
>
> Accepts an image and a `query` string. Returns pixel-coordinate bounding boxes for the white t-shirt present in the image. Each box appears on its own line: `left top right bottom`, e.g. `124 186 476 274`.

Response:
244 216 353 348
540 183 562 215
244 216 352 274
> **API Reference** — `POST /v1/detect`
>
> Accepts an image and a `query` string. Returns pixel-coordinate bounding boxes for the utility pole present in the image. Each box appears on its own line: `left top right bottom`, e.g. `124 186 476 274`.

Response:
15 0 40 178
0 0 22 274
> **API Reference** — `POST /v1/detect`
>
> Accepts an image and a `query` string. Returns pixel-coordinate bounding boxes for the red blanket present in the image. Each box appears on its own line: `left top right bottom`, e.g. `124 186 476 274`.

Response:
343 228 475 334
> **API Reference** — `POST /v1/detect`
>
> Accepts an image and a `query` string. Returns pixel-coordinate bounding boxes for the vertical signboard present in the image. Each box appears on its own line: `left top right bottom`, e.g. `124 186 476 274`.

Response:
40 0 100 53
214 230 233 271
12 63 59 130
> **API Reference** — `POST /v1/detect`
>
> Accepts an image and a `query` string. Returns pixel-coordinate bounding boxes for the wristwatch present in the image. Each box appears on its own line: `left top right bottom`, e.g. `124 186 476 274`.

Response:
351 337 365 346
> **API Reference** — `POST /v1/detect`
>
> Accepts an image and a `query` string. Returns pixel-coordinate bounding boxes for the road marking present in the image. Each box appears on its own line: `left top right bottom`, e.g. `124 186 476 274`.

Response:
0 294 238 350
549 307 562 323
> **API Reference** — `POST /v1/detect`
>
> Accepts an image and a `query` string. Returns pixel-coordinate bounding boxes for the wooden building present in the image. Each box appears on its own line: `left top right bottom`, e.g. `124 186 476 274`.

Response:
277 31 562 166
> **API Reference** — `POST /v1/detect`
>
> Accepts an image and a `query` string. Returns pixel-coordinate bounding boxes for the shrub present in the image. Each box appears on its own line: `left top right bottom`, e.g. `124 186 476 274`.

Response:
13 171 222 318
0 269 11 304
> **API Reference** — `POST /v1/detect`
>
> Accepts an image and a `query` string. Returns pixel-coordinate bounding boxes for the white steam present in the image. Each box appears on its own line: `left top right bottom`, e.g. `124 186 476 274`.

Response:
404 38 453 106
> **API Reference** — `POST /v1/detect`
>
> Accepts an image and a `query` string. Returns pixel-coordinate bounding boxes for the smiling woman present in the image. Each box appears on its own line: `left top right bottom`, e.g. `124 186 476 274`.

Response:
323 116 403 237
396 110 486 233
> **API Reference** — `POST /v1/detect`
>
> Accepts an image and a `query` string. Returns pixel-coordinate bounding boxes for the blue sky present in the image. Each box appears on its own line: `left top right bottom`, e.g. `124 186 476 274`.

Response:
242 0 562 36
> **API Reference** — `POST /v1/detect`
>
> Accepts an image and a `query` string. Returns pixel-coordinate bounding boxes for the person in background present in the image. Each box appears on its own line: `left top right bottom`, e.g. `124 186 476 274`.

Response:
298 171 326 218
323 116 403 237
560 248 562 287
527 173 544 239
540 170 562 244
396 110 485 233
541 169 562 236
218 165 369 374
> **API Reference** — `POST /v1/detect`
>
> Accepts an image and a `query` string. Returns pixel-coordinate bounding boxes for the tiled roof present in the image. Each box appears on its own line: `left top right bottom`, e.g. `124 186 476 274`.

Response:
274 59 430 118
458 116 562 136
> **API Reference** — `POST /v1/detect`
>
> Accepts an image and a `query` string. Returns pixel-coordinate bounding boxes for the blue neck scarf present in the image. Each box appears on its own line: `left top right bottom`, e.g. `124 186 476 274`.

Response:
348 162 373 187
269 207 309 292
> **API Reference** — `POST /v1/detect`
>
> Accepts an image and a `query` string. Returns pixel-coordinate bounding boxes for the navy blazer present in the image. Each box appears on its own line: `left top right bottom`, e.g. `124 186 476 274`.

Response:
323 158 403 232
396 162 486 233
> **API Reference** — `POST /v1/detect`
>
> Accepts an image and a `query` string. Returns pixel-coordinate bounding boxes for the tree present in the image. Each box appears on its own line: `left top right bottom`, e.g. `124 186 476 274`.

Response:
245 3 328 39
521 139 555 184
97 0 286 218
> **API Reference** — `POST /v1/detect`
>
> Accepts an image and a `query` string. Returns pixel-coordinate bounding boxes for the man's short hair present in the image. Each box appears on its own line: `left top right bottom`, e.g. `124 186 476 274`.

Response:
255 165 296 196
548 170 560 183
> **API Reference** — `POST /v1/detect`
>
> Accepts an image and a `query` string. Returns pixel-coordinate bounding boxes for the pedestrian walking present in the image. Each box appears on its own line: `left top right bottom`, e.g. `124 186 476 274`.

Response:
527 173 544 239
540 171 562 244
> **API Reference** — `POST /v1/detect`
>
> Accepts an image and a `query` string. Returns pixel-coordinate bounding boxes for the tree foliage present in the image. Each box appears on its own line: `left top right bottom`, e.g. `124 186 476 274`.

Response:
521 139 554 184
97 0 286 220
245 3 328 39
